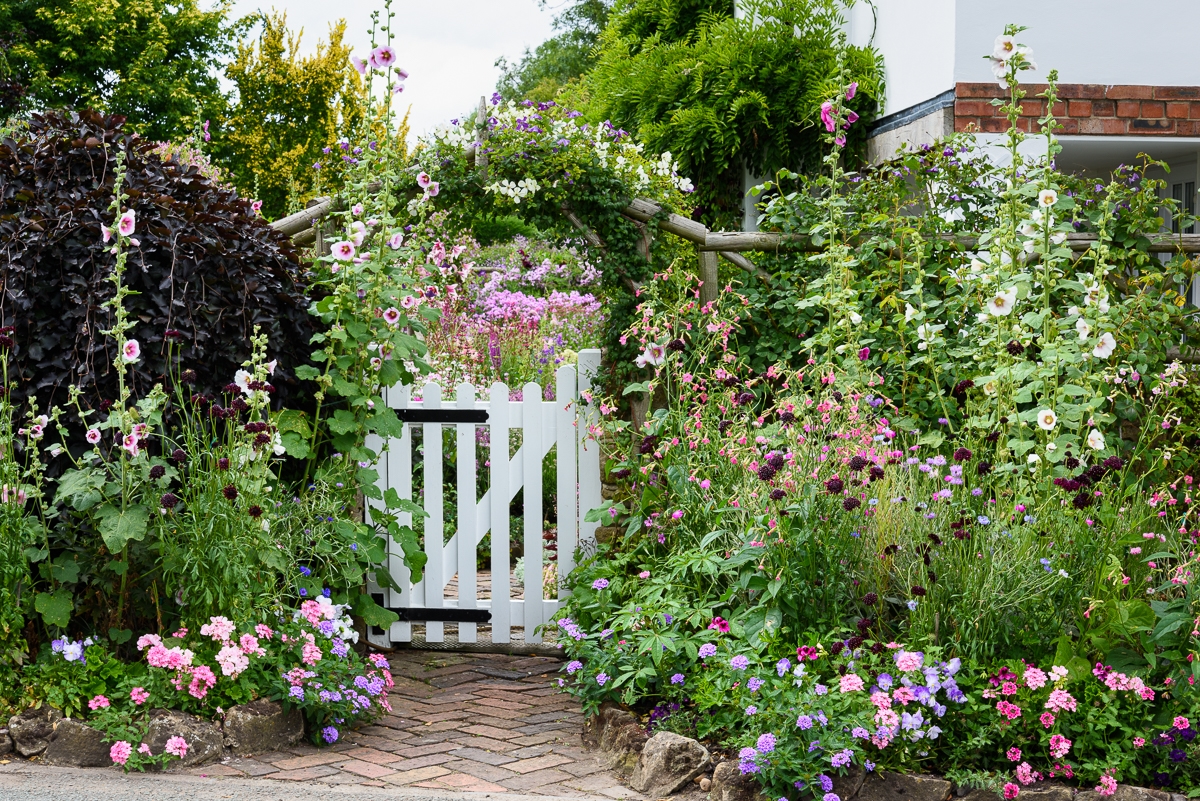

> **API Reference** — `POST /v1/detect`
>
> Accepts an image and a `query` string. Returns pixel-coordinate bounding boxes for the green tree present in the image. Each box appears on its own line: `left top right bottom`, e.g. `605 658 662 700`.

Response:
496 0 612 103
571 0 882 227
220 13 366 221
0 0 238 140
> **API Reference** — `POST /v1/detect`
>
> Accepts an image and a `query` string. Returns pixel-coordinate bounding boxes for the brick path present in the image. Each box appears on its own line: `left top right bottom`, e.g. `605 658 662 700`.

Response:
191 650 644 798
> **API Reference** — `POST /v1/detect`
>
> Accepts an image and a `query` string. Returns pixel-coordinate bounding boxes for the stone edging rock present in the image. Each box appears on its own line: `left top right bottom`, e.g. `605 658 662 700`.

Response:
6 699 303 768
582 707 1190 801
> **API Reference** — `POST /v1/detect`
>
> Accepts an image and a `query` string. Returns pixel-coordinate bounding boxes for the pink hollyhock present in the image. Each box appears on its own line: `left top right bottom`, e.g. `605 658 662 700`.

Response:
101 226 112 243
118 210 136 237
350 55 367 74
382 307 401 326
122 339 141 362
426 181 440 197
250 200 263 214
86 428 102 445
417 172 433 189
369 45 397 68
122 434 140 458
388 232 404 249
331 240 356 261
109 740 132 766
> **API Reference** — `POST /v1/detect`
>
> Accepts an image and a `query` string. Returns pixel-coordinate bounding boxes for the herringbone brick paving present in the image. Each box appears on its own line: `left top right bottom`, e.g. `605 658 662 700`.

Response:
193 650 645 798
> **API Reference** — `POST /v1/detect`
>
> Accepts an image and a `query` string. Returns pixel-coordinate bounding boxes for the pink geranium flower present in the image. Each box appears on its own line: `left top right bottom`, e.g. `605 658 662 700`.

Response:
88 695 110 710
130 687 149 705
164 736 189 759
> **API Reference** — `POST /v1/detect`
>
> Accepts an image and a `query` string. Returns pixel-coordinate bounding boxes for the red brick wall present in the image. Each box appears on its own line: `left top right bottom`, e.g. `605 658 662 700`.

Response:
954 83 1200 136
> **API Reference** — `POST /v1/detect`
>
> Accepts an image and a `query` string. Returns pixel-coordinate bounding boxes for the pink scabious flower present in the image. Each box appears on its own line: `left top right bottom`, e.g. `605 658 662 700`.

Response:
130 687 149 705
820 101 836 133
117 210 136 237
1006 747 1021 762
839 673 865 693
109 740 132 766
200 616 236 642
331 240 356 261
86 428 102 444
122 339 141 362
302 642 323 665
369 45 397 68
1045 688 1077 713
1003 784 1019 800
1049 734 1071 759
88 695 110 710
164 736 189 759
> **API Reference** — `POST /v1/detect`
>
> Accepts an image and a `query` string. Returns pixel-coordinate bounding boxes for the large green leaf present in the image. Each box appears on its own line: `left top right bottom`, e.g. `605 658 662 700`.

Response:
97 504 150 553
351 593 399 629
35 588 73 628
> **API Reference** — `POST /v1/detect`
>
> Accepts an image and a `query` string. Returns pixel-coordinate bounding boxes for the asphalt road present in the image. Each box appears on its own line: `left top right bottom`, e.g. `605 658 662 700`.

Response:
0 763 597 801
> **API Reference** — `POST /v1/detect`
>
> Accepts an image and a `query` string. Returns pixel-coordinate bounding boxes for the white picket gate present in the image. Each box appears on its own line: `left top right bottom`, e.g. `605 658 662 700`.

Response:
364 349 601 647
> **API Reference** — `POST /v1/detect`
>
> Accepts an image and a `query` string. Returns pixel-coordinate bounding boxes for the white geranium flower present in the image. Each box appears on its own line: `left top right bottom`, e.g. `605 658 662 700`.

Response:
1087 429 1106 450
987 287 1018 316
1036 409 1057 431
1038 189 1058 208
1092 332 1117 359
1075 317 1091 342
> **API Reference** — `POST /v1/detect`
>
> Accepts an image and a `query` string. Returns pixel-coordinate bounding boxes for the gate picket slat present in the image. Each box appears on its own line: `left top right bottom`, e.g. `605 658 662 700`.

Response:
390 385 413 642
577 351 602 552
422 383 445 643
555 365 577 598
455 383 478 643
488 383 511 643
522 383 543 642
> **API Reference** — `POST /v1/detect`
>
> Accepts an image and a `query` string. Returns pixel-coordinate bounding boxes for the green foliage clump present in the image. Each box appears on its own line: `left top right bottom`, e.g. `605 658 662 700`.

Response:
497 0 613 104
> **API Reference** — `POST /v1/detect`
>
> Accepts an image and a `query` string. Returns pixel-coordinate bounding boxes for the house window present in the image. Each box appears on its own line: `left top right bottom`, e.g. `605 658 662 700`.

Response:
1171 181 1196 234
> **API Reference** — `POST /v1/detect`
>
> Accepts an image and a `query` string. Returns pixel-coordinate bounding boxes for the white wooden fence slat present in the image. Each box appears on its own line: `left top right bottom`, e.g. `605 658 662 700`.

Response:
455 383 478 643
522 382 543 642
577 351 602 550
488 382 511 643
555 364 578 598
422 382 445 643
389 385 413 642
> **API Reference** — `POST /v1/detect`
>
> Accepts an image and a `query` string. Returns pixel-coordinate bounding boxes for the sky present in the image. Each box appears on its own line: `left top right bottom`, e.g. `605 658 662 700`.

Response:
223 0 561 141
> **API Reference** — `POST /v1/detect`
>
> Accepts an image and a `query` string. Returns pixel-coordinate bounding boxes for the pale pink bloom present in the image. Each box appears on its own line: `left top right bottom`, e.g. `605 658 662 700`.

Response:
839 673 865 693
164 736 189 759
132 422 148 441
250 200 263 214
128 237 139 247
118 210 136 237
1023 666 1047 690
122 434 140 458
301 642 323 665
417 172 432 189
426 182 440 197
388 232 404 249
239 633 263 655
200 616 235 642
846 81 858 100
216 644 250 677
137 743 151 755
254 623 274 640
895 650 923 672
393 84 405 95
109 740 132 766
352 203 364 216
188 665 217 699
1045 688 1077 712
1015 762 1035 785
370 45 397 68
638 571 650 578
122 339 141 362
101 226 112 243
130 687 150 705
136 633 162 651
350 55 368 75
1095 773 1117 796
394 67 409 80
86 428 101 444
1049 734 1071 759
382 307 401 326
331 240 356 261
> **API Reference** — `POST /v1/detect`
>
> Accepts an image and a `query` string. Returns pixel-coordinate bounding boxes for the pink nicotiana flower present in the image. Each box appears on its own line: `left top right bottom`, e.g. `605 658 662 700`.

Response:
118 210 136 237
331 240 356 262
86 428 102 445
122 339 141 362
370 45 397 69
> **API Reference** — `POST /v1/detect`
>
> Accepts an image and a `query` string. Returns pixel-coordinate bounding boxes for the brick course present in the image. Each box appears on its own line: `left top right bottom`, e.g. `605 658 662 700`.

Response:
952 82 1200 137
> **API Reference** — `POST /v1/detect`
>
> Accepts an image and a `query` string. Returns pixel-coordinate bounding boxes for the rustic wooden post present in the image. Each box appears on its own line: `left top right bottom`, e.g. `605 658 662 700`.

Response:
699 249 719 306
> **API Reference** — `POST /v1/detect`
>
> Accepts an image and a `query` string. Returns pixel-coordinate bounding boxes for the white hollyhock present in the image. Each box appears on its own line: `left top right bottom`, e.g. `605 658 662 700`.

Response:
1037 409 1058 431
1087 429 1106 450
987 287 1018 316
1092 332 1116 359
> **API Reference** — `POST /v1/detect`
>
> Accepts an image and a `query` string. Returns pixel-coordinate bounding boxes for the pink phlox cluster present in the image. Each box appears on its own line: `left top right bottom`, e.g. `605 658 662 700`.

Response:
1049 734 1071 759
136 633 163 652
88 695 110 710
285 667 313 686
369 653 390 669
239 633 265 655
1023 666 1047 689
1015 762 1037 785
1044 689 1078 713
894 650 923 672
301 642 323 665
870 691 892 709
130 687 150 705
146 644 194 670
255 624 274 640
1095 772 1118 796
216 645 250 677
110 740 133 766
200 616 236 642
874 708 900 729
839 673 865 693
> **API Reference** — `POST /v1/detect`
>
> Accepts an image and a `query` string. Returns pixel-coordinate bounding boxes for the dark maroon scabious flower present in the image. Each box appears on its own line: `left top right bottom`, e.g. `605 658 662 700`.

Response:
735 391 755 406
171 448 187 464
825 477 844 494
717 420 733 434
977 461 993 476
911 585 927 597
769 489 786 501
1072 491 1093 509
1006 340 1025 356
611 468 632 480
953 447 972 462
927 570 937 583
222 484 238 500
638 436 658 455
843 497 861 511
768 453 785 470
848 455 868 472
160 493 179 509
779 410 795 424
149 465 165 480
666 338 685 352
757 464 777 481
217 457 230 470
247 505 263 518
951 379 974 398
1103 456 1124 471
985 430 1001 443
862 592 878 605
868 465 885 482
847 635 864 649
829 641 845 656
1065 455 1080 469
